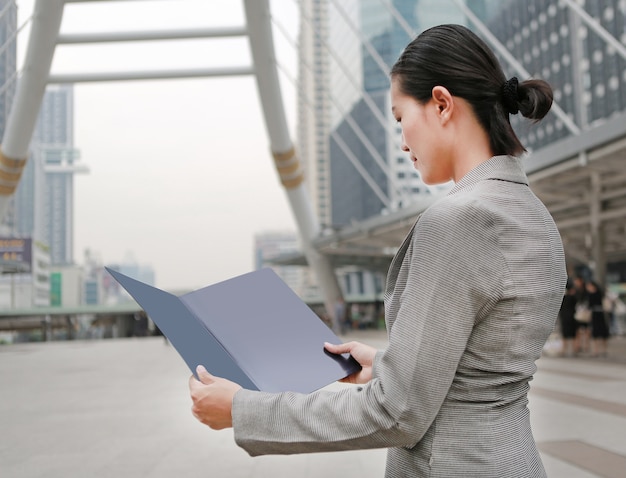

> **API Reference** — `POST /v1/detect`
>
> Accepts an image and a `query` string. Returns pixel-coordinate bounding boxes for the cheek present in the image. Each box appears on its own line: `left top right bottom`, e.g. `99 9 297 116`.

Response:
402 122 419 148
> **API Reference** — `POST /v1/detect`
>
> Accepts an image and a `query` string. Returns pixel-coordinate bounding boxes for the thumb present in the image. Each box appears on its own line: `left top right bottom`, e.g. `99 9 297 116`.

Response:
196 365 215 384
324 342 351 354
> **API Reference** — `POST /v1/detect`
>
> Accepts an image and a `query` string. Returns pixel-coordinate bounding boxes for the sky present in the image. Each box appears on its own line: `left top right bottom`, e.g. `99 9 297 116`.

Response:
15 0 301 291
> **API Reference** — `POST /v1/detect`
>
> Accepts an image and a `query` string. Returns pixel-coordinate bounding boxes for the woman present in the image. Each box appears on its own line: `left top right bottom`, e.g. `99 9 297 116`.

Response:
189 24 567 477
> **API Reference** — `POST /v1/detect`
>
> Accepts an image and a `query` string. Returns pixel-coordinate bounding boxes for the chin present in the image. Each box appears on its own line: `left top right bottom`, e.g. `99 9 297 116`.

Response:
421 175 449 186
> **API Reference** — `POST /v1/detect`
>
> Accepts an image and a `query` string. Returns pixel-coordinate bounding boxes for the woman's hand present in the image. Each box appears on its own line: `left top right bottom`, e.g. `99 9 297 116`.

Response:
324 341 377 384
188 365 242 429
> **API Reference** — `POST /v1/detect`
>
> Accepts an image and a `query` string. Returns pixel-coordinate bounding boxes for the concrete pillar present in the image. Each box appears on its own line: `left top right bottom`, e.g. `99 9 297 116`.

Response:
66 316 75 340
42 314 52 342
589 170 606 286
243 0 344 332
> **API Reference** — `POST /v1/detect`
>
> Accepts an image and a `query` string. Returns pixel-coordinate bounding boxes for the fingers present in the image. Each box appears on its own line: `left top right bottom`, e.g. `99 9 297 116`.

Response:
188 367 239 430
188 365 216 393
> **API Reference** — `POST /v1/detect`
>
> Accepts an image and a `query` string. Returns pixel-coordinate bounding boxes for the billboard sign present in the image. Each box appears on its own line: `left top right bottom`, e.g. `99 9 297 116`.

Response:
0 237 32 272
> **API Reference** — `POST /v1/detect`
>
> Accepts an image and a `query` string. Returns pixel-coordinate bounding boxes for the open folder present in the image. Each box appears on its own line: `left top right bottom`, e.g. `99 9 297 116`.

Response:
106 267 361 393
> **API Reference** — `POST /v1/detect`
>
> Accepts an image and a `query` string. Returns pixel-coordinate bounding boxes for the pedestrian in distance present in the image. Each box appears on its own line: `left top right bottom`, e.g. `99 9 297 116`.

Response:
573 275 592 353
189 24 566 478
559 279 578 357
587 280 610 357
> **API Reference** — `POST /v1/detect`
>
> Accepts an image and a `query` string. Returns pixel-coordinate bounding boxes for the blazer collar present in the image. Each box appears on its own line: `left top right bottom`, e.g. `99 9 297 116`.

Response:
447 155 529 196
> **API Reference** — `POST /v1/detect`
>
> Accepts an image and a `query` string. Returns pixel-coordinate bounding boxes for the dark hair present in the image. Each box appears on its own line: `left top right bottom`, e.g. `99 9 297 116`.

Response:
390 24 553 157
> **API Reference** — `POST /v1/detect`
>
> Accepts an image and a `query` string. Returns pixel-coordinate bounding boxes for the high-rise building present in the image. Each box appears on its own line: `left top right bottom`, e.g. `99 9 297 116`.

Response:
297 0 626 304
0 0 17 239
1 83 87 308
298 0 333 229
37 85 88 265
328 0 409 225
10 85 87 265
298 0 429 303
466 0 626 150
326 0 465 226
301 0 626 223
0 0 16 141
0 1 51 309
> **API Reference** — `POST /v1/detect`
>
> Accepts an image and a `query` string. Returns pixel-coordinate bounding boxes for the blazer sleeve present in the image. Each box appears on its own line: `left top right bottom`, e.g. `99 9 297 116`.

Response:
232 198 506 456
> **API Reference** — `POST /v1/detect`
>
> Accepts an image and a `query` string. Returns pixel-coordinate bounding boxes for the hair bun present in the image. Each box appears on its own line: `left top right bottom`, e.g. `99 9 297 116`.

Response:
516 79 553 121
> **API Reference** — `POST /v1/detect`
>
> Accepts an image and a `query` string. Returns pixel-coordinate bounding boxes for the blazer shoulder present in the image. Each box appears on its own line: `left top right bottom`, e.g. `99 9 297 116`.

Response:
420 193 502 232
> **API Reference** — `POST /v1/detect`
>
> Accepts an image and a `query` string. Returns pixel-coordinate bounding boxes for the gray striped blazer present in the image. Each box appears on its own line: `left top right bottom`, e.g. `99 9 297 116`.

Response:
232 155 567 477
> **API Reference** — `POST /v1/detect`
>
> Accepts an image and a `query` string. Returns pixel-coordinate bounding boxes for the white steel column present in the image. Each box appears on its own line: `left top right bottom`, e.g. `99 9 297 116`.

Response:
243 0 343 332
589 171 606 286
0 0 65 220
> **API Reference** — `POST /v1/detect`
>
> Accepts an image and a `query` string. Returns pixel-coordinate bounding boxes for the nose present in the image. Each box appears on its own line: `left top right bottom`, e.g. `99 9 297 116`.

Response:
400 134 409 152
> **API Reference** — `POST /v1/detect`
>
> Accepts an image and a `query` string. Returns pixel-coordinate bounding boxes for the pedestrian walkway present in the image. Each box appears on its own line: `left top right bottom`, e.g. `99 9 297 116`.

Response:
1 330 625 478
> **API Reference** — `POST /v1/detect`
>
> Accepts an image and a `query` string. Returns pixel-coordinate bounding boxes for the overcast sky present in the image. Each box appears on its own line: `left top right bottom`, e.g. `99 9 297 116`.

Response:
16 0 301 290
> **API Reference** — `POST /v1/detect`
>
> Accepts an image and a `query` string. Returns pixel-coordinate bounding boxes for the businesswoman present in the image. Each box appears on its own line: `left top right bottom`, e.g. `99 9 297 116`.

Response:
189 24 567 477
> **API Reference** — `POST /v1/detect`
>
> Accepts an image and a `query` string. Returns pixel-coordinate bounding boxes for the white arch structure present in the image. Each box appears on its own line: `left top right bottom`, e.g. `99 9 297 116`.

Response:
0 0 344 327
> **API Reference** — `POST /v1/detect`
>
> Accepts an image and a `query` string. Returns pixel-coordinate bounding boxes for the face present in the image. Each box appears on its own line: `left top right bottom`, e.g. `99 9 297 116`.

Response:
390 78 453 185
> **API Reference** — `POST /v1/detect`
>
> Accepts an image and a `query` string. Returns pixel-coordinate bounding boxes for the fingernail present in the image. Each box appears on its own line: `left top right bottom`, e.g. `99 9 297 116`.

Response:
196 365 207 373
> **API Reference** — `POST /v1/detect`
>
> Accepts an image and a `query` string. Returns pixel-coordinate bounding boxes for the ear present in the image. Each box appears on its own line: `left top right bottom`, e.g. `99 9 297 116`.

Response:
431 86 453 125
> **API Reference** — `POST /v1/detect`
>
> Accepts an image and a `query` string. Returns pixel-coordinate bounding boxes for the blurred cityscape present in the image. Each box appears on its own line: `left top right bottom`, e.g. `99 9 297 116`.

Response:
0 2 626 477
0 0 625 343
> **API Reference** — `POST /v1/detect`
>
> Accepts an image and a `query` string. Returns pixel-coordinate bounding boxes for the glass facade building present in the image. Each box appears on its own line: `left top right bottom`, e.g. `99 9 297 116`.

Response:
317 0 626 227
327 0 465 226
467 0 626 149
298 0 626 301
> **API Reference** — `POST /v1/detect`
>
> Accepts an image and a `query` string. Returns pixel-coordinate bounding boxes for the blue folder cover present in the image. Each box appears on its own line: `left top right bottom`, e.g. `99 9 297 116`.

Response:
106 267 361 393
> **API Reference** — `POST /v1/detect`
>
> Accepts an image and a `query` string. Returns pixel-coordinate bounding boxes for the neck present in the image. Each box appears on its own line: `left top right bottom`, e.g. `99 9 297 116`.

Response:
449 104 494 182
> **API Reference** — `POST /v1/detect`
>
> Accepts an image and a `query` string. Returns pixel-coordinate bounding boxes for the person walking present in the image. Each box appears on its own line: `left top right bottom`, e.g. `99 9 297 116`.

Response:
587 280 610 357
573 275 592 354
559 280 578 357
189 24 566 478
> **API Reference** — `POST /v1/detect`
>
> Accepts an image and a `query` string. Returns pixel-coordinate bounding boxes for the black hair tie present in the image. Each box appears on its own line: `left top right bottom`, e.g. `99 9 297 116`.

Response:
501 77 520 115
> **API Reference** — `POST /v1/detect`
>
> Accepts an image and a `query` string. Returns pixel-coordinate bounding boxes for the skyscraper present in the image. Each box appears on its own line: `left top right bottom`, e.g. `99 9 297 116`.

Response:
39 85 87 265
0 0 17 237
302 0 626 227
298 0 333 229
14 85 87 266
326 0 463 226
467 0 626 150
0 0 16 141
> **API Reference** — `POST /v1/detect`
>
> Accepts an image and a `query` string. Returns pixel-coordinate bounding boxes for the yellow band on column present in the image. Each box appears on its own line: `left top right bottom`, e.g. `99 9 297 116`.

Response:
272 147 304 189
0 183 17 195
0 148 28 196
280 175 305 189
272 147 296 163
0 168 23 183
